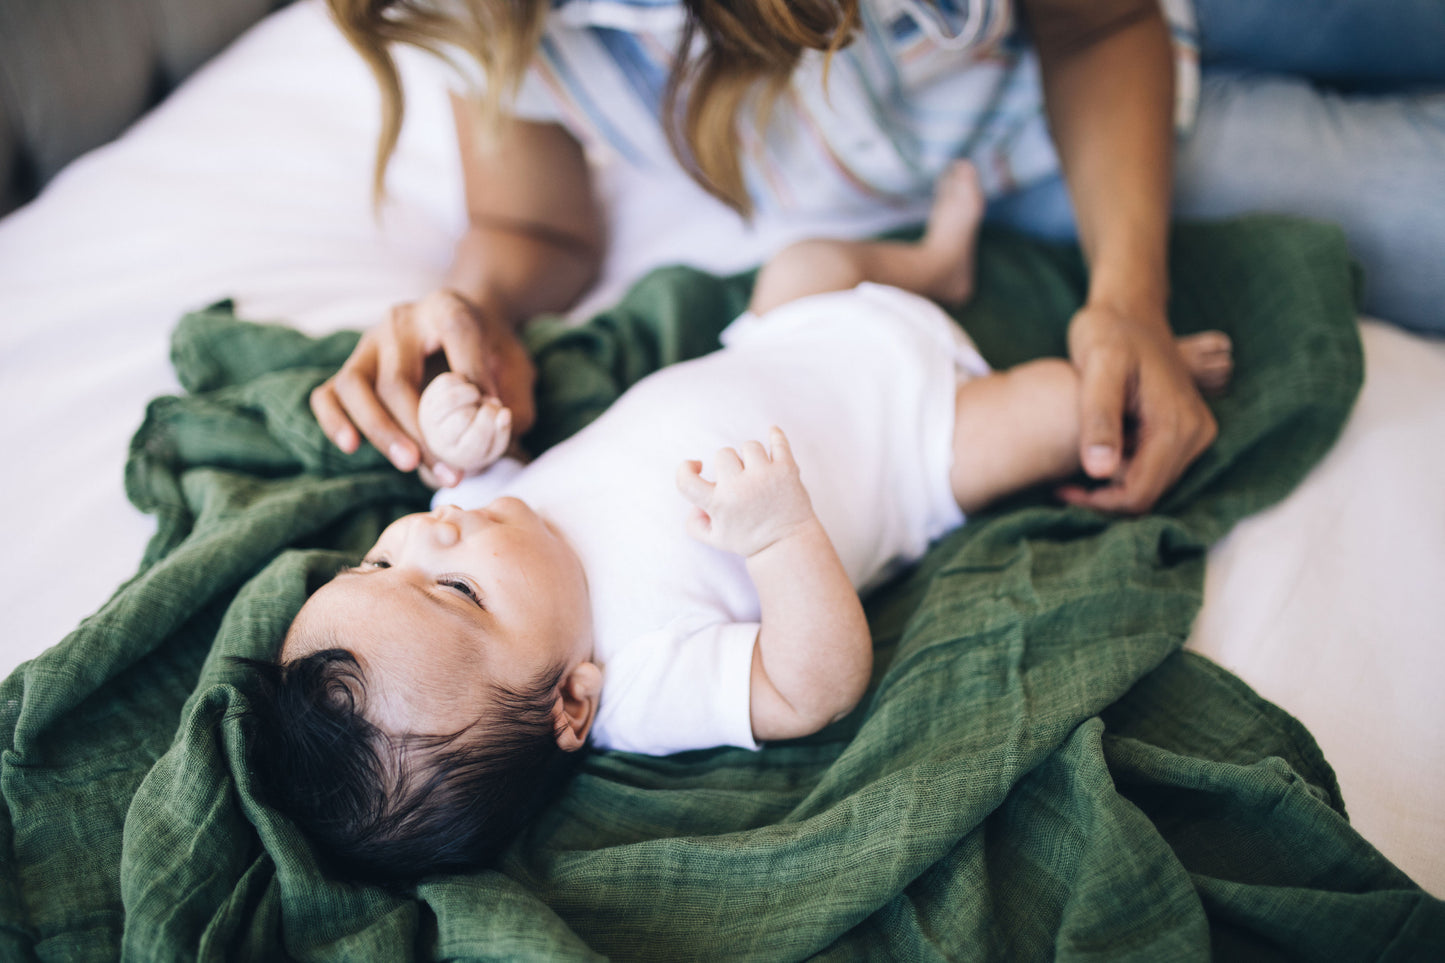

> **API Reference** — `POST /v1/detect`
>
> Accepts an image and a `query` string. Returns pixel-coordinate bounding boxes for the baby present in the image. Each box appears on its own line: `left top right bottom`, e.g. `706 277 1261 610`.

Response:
244 163 1232 884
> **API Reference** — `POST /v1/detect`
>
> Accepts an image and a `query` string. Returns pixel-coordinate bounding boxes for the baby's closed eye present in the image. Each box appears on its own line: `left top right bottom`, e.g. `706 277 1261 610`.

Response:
439 577 485 608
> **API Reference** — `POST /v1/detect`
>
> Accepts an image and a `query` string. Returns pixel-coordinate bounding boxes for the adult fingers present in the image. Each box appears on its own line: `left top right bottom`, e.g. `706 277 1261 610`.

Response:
375 305 463 482
329 306 440 475
312 332 383 454
1124 396 1217 510
310 380 359 454
1058 445 1171 514
1059 393 1217 515
423 291 498 397
1057 455 1163 515
331 360 421 471
1076 347 1130 481
375 306 425 424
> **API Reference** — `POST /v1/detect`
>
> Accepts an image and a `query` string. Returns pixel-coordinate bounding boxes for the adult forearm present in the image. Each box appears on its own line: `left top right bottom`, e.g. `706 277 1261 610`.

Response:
444 219 602 325
446 102 605 326
1022 1 1217 514
1026 0 1175 320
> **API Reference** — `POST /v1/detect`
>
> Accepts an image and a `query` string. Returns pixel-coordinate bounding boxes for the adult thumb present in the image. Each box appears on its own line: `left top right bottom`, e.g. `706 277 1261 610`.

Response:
1077 351 1128 479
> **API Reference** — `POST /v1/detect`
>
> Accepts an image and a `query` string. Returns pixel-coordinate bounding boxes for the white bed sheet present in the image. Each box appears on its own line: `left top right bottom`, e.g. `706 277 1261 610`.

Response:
1 0 1440 895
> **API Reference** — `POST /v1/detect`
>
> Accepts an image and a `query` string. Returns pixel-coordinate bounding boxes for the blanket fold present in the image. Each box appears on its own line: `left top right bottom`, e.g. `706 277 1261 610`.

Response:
4 217 1440 961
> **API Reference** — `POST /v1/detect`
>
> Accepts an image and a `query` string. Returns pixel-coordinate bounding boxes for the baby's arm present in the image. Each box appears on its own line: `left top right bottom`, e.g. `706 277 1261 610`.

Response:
675 428 872 742
417 372 513 486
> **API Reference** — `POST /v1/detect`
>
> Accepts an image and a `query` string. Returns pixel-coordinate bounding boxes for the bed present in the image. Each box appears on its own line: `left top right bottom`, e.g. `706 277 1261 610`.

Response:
2 0 1442 955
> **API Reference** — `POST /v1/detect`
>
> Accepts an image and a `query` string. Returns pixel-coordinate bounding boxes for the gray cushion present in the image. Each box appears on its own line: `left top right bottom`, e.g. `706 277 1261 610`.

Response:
0 0 288 216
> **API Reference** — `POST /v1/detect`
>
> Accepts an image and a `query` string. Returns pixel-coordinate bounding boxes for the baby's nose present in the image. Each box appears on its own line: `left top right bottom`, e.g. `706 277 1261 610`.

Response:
424 508 462 546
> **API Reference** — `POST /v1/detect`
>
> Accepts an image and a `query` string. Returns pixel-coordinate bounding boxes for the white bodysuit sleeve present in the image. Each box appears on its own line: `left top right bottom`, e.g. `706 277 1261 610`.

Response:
591 618 761 756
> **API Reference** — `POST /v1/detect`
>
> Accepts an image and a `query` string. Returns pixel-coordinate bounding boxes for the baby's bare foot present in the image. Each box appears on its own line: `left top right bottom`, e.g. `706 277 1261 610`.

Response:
1176 330 1233 396
920 160 986 304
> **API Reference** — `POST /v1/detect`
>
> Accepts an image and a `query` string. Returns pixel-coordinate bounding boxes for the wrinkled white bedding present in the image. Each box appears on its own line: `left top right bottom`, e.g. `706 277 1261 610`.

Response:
1 0 1440 894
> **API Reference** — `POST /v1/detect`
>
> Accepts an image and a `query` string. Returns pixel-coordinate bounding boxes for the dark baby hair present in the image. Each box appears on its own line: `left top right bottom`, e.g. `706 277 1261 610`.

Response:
235 648 580 885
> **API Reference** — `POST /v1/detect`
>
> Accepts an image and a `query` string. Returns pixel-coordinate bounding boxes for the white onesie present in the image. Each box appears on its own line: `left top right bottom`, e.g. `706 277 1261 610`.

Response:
435 283 989 755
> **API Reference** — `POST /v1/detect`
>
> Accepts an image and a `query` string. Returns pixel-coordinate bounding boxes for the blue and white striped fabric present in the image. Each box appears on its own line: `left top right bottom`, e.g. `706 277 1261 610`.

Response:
450 0 1199 216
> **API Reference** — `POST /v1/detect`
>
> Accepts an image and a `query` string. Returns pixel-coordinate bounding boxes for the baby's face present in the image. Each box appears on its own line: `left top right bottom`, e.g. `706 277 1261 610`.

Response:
283 498 593 735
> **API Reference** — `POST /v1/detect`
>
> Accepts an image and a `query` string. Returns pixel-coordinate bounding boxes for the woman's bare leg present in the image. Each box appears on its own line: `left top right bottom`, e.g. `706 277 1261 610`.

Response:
748 161 986 315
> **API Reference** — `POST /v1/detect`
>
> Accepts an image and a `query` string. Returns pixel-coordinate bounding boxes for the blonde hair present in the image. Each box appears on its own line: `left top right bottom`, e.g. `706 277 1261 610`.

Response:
326 0 859 215
326 0 548 207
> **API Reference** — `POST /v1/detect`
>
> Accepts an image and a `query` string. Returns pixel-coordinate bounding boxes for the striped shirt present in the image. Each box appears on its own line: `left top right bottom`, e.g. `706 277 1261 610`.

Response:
450 0 1199 217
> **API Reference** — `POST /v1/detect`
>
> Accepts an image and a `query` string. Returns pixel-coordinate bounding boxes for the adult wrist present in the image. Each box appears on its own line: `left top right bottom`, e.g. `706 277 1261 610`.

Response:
445 218 598 327
1084 241 1170 325
463 286 521 331
442 230 525 329
1083 283 1170 332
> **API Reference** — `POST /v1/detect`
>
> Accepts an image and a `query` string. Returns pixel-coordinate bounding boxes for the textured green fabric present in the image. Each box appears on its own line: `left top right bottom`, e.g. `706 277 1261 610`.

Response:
4 218 1440 961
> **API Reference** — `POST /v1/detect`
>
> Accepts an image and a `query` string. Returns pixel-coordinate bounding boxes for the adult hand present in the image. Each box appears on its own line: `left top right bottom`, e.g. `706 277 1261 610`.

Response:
1057 302 1216 514
310 290 536 485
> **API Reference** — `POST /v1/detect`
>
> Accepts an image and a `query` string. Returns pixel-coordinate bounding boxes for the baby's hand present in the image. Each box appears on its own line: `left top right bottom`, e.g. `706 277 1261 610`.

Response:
417 372 512 482
675 427 817 558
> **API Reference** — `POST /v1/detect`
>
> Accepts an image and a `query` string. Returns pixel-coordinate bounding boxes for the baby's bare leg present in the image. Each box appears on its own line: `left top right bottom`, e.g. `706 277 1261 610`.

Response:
748 161 984 315
949 360 1082 515
950 332 1235 513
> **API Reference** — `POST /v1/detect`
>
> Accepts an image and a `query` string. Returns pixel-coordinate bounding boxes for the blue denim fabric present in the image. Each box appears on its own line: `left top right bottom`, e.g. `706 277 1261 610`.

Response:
1192 0 1445 88
1175 75 1445 334
985 3 1445 333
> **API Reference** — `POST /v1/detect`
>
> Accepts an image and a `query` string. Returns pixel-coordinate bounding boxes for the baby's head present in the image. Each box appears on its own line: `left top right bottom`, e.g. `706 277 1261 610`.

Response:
243 499 599 883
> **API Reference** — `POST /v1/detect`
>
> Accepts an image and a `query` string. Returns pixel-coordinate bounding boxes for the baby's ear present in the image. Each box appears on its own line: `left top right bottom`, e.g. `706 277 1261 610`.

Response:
552 661 603 752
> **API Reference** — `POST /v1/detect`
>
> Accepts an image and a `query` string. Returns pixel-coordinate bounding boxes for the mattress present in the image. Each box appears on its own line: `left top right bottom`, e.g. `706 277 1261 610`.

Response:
1 0 1440 895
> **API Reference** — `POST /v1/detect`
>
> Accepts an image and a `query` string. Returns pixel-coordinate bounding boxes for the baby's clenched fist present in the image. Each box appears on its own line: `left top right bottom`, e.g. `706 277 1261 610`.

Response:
417 372 512 482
